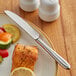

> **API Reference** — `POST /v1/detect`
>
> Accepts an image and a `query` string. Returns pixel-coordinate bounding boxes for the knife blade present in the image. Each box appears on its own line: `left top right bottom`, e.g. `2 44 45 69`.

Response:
4 10 70 70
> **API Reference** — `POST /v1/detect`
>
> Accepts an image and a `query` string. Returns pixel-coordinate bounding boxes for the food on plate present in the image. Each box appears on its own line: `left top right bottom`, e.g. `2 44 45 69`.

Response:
0 29 4 33
0 49 9 58
3 24 21 43
0 27 6 33
0 32 12 42
0 27 12 59
0 56 3 63
0 32 12 49
0 24 20 62
10 67 35 76
11 44 38 71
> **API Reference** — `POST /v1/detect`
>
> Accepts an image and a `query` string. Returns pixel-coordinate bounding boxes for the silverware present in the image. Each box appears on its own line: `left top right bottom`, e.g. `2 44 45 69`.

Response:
4 10 70 70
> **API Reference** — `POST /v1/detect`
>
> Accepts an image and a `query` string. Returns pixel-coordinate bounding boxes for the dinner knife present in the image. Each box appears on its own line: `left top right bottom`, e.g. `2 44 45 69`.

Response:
4 10 70 70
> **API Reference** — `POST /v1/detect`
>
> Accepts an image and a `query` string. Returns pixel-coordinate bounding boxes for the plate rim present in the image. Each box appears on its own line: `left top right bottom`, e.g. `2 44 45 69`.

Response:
27 20 58 76
0 13 58 76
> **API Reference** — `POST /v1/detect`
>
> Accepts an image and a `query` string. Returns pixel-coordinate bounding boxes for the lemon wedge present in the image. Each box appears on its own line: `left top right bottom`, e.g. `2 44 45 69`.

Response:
10 67 35 76
3 24 20 43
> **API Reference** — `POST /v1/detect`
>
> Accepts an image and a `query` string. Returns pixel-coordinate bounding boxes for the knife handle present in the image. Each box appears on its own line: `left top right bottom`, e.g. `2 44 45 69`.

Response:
36 38 70 69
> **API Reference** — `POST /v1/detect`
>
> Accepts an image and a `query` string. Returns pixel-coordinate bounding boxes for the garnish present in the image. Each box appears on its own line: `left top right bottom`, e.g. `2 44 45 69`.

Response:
0 56 3 63
0 32 12 49
3 24 20 43
0 49 9 58
0 27 5 33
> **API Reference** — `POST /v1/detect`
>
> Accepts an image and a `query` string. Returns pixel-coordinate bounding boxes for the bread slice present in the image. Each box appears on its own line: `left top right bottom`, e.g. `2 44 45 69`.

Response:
11 44 38 71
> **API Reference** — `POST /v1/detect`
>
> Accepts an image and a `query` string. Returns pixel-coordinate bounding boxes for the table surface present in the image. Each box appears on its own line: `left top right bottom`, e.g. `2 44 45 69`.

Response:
0 0 76 76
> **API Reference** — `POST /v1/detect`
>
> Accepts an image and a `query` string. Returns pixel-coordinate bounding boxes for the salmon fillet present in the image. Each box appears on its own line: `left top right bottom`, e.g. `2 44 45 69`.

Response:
11 44 38 71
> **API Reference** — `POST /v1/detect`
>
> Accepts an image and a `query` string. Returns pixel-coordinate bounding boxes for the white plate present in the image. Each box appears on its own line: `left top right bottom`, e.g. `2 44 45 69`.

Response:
0 14 57 76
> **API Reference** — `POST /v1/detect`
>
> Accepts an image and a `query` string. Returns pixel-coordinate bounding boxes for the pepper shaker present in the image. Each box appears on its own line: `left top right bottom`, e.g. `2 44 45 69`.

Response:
39 0 60 22
19 0 40 12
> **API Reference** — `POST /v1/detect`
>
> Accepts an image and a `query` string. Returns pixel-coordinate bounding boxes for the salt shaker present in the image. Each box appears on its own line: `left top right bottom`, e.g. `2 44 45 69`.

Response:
19 0 40 12
39 0 60 22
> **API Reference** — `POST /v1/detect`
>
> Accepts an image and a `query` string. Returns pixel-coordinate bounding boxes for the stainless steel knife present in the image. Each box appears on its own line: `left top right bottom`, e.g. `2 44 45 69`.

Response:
4 10 70 70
